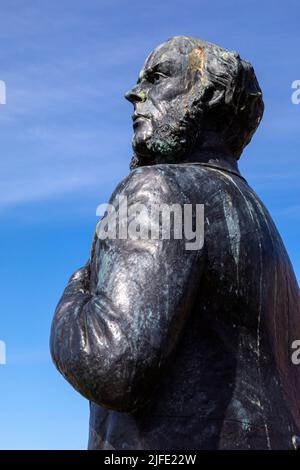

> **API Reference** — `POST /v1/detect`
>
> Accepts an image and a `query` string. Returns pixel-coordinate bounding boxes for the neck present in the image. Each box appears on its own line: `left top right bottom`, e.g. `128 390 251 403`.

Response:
181 150 241 175
131 132 242 175
181 132 241 175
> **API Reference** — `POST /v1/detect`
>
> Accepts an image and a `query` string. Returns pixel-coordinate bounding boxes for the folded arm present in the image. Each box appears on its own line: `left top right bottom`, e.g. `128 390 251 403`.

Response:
50 166 204 412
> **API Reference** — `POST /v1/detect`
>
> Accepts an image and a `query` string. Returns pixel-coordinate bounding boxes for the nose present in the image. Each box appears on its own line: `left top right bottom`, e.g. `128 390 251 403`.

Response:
124 86 147 104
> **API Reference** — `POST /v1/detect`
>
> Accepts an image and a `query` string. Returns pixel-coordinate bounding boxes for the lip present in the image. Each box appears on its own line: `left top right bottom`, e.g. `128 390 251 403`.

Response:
132 113 150 122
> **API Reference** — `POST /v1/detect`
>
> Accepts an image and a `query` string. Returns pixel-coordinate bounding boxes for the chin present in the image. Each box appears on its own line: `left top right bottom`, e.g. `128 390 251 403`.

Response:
132 135 152 158
130 120 190 169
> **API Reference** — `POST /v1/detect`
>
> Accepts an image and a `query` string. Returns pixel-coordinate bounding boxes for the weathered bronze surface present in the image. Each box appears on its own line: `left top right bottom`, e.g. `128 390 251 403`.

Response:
50 36 300 450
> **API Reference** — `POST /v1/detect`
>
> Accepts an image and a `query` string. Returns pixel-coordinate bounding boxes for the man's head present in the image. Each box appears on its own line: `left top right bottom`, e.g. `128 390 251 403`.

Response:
125 36 264 168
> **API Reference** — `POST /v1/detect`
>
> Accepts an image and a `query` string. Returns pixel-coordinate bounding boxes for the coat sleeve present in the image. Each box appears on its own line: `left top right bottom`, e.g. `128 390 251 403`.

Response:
50 166 204 412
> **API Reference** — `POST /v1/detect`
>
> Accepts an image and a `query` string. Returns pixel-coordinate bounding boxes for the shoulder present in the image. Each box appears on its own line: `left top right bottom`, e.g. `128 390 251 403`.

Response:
110 165 180 205
126 165 175 189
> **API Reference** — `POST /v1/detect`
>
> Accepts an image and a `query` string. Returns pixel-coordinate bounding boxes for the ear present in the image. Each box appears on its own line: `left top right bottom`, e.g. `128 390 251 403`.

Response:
201 84 225 109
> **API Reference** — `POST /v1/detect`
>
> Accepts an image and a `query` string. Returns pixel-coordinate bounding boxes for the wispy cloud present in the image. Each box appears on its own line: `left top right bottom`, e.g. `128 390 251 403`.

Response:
0 11 144 210
0 124 129 208
277 204 300 217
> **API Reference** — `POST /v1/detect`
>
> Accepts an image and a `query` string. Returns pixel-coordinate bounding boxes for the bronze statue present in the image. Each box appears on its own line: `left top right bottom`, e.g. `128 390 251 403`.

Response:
50 36 300 449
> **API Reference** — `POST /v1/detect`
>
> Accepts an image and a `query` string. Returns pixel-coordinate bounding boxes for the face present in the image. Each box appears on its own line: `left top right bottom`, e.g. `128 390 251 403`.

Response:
125 38 205 165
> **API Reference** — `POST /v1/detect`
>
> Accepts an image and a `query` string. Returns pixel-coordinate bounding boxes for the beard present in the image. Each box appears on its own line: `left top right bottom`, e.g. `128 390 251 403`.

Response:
130 111 201 170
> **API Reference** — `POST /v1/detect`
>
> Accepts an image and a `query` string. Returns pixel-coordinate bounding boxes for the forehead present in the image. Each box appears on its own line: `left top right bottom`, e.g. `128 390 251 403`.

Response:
140 40 191 75
138 37 208 82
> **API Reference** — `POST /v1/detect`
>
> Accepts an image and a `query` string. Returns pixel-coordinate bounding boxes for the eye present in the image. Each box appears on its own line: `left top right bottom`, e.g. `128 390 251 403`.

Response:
147 71 167 84
152 72 163 82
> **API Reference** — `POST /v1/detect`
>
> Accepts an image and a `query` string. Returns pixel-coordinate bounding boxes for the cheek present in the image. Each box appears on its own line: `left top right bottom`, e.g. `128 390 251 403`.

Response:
155 101 186 126
153 77 188 102
149 82 189 122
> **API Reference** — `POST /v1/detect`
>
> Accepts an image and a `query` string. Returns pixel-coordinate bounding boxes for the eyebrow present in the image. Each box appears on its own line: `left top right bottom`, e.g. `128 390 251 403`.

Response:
137 60 172 83
150 59 172 69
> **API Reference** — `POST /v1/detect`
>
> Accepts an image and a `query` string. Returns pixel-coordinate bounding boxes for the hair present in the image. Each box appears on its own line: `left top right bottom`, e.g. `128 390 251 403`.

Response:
183 37 264 159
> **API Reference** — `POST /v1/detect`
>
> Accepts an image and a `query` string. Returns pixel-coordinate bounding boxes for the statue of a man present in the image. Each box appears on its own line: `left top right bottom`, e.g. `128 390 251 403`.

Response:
50 36 300 450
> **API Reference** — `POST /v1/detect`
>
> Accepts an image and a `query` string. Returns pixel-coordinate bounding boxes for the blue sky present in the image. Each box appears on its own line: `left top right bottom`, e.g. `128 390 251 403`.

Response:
0 0 299 449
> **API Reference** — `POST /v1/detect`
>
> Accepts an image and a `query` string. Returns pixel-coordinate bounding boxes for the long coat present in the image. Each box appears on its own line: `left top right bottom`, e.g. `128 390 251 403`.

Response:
50 161 300 449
